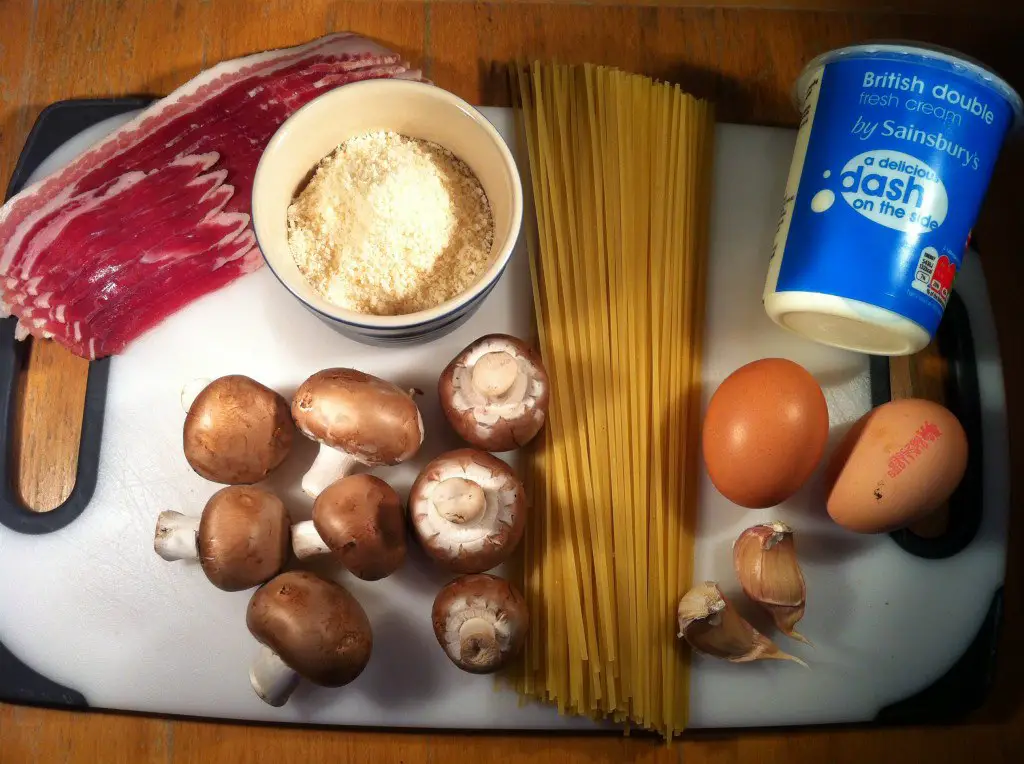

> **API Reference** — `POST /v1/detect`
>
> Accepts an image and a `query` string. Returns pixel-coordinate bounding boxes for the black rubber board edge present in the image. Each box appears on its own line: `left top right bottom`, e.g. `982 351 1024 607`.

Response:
0 97 1005 726
869 286 998 722
876 588 1003 725
0 642 86 708
870 292 984 560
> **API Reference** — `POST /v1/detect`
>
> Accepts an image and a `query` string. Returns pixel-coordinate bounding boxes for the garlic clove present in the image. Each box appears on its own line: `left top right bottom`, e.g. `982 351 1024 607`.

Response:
771 605 807 642
733 521 810 645
677 582 807 666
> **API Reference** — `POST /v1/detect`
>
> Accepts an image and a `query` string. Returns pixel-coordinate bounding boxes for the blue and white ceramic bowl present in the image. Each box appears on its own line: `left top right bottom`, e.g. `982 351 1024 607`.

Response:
252 79 523 345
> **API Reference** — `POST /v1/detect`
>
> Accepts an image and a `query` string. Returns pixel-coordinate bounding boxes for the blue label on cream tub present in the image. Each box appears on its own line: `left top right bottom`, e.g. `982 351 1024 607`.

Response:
772 56 1015 335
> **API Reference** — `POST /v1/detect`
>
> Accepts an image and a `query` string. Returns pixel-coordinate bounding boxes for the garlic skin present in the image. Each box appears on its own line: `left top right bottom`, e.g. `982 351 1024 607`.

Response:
677 582 807 666
733 521 809 644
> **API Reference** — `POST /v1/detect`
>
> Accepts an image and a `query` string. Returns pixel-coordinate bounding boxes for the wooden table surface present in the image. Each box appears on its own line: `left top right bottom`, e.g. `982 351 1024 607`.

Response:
2 1 1023 761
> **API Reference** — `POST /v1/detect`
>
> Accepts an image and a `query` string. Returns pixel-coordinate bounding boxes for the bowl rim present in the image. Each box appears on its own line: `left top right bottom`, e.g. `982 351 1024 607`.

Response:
251 78 523 330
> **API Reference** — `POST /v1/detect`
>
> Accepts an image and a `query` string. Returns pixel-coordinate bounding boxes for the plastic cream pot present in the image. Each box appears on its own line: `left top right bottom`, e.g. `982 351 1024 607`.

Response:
764 43 1022 355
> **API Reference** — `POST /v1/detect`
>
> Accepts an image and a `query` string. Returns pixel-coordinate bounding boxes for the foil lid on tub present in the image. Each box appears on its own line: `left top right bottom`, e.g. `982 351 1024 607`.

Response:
764 43 1022 356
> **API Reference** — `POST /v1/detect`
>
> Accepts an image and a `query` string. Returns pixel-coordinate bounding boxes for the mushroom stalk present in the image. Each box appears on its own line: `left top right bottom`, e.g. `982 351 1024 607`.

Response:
459 617 500 669
153 511 199 561
302 445 360 498
433 478 486 524
291 520 331 560
471 351 521 399
249 644 301 707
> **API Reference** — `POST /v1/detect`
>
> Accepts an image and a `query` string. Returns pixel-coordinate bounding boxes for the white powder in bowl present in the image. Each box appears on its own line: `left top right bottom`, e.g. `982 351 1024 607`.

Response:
287 130 495 315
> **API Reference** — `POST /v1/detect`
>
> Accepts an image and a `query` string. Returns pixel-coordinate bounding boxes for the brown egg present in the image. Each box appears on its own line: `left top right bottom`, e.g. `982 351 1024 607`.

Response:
702 358 829 508
826 398 967 533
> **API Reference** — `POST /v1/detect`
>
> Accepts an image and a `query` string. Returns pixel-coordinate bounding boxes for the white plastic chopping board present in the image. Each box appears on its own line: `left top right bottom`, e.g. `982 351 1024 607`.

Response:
0 108 1009 730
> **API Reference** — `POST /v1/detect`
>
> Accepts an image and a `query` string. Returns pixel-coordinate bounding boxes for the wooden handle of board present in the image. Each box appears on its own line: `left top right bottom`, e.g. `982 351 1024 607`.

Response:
888 342 951 539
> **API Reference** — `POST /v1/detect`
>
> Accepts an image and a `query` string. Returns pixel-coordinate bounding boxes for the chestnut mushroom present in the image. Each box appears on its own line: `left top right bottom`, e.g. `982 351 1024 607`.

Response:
292 368 424 497
247 570 372 707
290 474 407 581
432 573 528 674
438 334 549 452
153 486 290 591
182 375 294 484
409 449 526 573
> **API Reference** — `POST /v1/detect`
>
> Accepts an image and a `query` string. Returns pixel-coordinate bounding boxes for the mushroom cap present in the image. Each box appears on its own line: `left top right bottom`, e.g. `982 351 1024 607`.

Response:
313 474 407 581
198 486 291 591
408 449 526 573
246 571 372 687
183 375 294 484
431 573 528 673
438 334 549 452
292 368 424 467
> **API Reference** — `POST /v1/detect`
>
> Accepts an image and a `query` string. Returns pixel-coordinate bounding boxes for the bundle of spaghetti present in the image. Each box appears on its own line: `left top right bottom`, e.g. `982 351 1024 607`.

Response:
508 62 715 738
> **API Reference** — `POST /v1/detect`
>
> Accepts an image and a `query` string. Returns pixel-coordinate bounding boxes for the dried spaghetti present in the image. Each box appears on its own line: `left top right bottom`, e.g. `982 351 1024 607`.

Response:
509 62 714 738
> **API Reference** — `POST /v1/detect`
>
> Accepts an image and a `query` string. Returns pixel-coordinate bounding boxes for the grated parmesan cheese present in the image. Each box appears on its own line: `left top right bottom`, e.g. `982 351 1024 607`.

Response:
287 130 495 315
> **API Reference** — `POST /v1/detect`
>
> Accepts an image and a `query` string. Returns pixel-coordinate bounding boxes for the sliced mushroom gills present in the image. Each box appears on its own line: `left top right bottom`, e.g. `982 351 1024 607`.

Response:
439 334 550 452
409 448 526 574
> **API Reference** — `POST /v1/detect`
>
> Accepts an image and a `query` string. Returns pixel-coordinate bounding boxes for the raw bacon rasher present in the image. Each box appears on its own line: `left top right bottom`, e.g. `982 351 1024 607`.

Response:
0 33 422 359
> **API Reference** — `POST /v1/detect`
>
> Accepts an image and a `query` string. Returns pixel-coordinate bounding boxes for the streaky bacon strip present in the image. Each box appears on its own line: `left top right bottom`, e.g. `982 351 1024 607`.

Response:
44 179 250 343
66 234 263 359
17 154 220 297
1 33 358 272
8 171 150 289
0 33 423 359
25 164 236 331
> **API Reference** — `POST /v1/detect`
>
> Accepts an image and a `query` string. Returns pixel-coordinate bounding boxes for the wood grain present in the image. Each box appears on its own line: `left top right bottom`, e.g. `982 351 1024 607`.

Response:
2 0 1024 762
